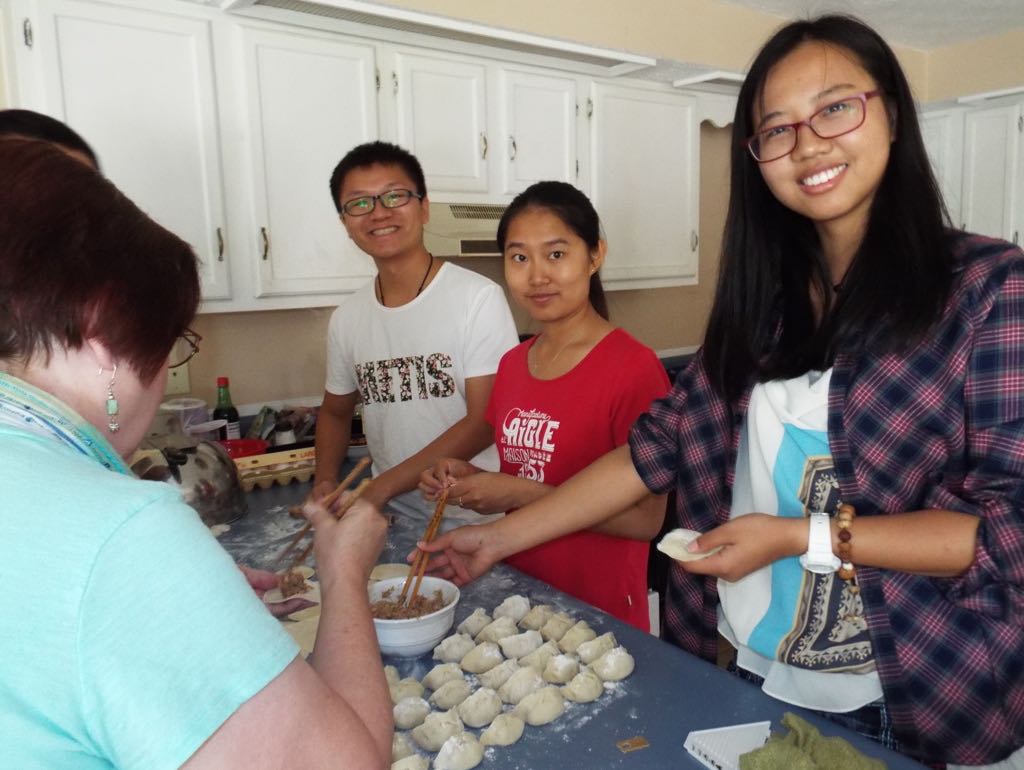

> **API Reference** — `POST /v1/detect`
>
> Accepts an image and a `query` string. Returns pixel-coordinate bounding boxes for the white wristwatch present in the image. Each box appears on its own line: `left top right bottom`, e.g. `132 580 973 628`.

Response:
799 512 841 574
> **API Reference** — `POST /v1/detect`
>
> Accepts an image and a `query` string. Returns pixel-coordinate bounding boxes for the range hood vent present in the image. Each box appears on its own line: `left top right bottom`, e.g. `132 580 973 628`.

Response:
224 0 655 76
423 202 505 258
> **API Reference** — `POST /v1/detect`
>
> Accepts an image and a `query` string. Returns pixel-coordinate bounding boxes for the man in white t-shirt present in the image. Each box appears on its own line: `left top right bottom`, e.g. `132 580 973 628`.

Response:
315 141 518 522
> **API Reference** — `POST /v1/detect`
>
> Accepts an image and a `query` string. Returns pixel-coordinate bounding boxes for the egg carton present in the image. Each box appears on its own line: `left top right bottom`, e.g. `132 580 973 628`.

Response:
235 446 316 491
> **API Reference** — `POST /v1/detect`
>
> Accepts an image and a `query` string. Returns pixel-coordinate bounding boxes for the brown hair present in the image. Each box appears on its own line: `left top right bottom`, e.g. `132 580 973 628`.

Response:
0 139 200 382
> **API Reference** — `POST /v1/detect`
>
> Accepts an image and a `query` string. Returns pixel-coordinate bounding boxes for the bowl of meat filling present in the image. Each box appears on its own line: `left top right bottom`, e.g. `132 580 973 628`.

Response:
369 576 460 657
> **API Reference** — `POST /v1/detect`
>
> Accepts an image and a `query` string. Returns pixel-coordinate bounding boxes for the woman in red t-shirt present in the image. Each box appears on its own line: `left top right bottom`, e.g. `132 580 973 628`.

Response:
419 181 669 629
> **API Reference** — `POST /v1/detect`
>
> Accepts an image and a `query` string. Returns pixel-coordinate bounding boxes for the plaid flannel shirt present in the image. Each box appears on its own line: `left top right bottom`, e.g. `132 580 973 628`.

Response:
630 233 1024 766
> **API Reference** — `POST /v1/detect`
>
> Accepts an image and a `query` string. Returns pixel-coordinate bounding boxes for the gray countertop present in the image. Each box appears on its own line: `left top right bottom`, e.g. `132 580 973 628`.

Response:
218 468 925 770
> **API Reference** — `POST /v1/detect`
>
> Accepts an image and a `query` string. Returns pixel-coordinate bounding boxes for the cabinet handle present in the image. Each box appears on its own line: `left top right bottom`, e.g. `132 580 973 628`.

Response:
260 227 269 261
392 72 398 96
1015 231 1020 245
690 231 699 252
216 227 224 262
480 133 488 160
22 19 33 48
509 136 517 161
587 98 593 119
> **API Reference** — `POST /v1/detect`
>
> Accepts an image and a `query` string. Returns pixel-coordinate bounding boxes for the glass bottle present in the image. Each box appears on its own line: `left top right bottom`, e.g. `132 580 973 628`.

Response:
212 376 241 440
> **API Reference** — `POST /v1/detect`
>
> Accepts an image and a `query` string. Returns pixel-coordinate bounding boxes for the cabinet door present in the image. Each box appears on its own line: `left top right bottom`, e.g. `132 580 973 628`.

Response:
920 108 965 228
242 27 377 297
12 0 232 299
590 83 698 289
500 69 577 194
962 103 1020 241
392 51 489 194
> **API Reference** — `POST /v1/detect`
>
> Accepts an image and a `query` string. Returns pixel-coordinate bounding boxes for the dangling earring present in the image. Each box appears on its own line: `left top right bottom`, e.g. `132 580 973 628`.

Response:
104 364 120 433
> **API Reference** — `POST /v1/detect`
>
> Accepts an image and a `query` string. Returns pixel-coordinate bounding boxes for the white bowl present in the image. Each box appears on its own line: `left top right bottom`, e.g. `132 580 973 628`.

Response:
370 575 460 657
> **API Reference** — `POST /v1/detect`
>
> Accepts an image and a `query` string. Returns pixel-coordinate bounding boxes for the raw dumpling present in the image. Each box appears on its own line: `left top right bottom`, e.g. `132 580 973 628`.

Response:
479 712 525 747
498 629 544 660
429 678 473 710
474 615 518 643
390 677 425 705
542 653 580 684
576 631 617 665
492 594 530 624
558 620 596 654
497 665 545 704
456 607 492 637
433 732 484 770
477 658 519 690
394 697 431 730
513 685 565 725
460 641 503 674
410 708 463 752
538 611 574 642
518 640 561 670
391 754 429 770
384 664 401 686
392 731 415 762
591 646 635 681
561 667 604 703
656 527 723 562
433 633 476 663
456 686 503 728
422 662 464 691
518 603 554 631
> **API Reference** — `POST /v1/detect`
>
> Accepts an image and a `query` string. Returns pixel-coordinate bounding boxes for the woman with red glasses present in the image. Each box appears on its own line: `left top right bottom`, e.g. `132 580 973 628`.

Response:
420 15 1024 767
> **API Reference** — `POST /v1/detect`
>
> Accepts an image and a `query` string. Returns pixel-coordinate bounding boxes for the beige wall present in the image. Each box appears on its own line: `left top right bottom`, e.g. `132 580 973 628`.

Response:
926 28 1024 103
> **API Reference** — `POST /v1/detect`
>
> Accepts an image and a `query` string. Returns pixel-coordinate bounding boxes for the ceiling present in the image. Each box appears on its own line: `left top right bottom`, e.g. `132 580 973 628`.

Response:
716 0 1024 50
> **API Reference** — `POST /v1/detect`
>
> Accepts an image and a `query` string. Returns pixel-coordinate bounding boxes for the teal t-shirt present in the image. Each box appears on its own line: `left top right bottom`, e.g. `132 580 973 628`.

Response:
0 427 298 769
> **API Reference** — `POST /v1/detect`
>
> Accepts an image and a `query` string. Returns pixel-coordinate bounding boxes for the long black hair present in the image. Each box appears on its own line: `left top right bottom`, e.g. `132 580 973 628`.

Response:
703 14 952 402
497 181 609 320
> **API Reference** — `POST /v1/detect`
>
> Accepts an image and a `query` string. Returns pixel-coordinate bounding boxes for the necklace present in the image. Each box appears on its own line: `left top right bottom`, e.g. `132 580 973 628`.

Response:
530 326 586 376
377 254 433 306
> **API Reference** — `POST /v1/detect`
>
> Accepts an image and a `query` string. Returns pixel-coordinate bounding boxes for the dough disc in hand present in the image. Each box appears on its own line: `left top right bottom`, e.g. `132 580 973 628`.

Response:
656 528 723 562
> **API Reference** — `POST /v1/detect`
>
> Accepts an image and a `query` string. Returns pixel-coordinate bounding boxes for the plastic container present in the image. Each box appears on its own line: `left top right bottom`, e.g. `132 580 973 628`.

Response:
218 437 269 459
370 576 460 657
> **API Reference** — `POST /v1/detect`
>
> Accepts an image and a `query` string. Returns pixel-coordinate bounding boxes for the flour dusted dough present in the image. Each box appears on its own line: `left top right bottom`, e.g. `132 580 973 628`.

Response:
517 603 554 631
393 697 431 730
656 527 723 562
429 678 473 710
513 685 565 725
369 562 411 582
576 632 617 665
281 616 318 659
558 620 596 654
385 665 401 686
542 653 580 684
433 732 484 770
421 662 464 691
497 629 543 659
538 611 574 642
477 658 518 690
561 668 604 703
518 639 560 670
474 615 518 643
497 665 544 705
459 641 503 674
391 754 428 770
455 607 491 637
590 646 635 681
390 677 425 705
491 594 530 624
456 686 502 728
392 731 415 762
479 713 525 747
433 633 476 663
411 708 463 752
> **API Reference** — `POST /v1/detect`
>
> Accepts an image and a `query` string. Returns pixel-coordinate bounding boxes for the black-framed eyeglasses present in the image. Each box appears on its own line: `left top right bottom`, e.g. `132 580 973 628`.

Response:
169 328 201 368
341 188 423 217
746 90 884 163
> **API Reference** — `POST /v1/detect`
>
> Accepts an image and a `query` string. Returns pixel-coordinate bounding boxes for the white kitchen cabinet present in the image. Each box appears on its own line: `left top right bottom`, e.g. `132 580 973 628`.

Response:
240 26 377 296
920 107 966 228
961 101 1022 245
590 82 699 289
5 0 233 299
499 68 579 194
391 49 491 195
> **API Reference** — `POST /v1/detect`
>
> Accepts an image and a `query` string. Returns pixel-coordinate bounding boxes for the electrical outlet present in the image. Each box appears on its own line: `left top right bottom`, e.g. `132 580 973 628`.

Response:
165 363 190 395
